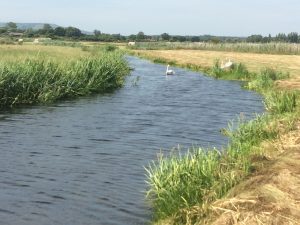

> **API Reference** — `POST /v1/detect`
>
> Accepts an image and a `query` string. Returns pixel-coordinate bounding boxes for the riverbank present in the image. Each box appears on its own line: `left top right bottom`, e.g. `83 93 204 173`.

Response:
132 49 300 224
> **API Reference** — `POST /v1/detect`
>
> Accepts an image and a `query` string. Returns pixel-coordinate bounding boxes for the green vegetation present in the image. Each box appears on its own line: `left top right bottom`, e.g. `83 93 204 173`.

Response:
152 57 177 66
210 60 251 80
37 40 83 48
0 51 129 108
146 62 299 224
130 42 300 55
1 21 299 45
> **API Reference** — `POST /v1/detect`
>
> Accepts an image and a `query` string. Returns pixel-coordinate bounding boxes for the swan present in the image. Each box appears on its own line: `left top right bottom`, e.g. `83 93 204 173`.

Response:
166 65 175 75
221 59 233 69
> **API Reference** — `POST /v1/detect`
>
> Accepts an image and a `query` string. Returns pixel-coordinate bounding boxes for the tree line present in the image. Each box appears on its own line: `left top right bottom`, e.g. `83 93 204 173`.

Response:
0 22 299 43
246 33 299 43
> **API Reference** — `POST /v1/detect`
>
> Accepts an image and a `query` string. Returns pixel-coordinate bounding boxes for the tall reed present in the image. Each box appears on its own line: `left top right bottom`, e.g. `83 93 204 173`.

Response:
210 60 252 80
0 52 130 107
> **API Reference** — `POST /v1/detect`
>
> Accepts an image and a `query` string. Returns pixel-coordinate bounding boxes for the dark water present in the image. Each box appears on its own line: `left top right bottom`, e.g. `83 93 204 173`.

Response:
0 57 264 225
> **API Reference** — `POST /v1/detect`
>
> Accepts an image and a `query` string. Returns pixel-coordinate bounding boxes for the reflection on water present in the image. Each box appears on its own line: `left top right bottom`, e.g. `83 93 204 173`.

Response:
0 57 264 225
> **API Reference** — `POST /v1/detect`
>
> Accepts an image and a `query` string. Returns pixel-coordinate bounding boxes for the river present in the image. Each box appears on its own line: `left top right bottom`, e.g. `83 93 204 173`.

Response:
0 56 264 225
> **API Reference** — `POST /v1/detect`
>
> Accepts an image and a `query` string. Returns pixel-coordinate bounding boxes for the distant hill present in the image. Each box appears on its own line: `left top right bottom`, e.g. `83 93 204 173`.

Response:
0 22 59 30
0 22 92 34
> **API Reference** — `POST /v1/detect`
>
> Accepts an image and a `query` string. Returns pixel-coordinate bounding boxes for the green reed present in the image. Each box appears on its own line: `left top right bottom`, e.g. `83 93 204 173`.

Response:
0 51 130 108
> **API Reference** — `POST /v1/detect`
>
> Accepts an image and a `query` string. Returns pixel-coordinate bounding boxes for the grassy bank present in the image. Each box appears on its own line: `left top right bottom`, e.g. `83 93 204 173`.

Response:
130 42 300 55
140 51 300 224
0 45 130 108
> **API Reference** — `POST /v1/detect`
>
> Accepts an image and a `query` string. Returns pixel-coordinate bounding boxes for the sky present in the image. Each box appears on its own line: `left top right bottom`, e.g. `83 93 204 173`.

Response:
1 0 299 36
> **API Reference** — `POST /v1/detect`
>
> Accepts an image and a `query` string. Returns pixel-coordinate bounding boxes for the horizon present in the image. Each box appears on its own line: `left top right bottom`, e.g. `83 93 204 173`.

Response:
1 0 300 36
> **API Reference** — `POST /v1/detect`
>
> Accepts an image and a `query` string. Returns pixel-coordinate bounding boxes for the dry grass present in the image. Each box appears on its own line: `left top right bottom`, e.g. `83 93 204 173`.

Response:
205 123 300 225
134 50 300 89
0 44 89 62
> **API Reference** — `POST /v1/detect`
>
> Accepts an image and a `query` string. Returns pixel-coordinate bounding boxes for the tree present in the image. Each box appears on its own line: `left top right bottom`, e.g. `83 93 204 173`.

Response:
247 34 263 43
191 36 200 42
94 30 101 36
43 24 52 30
176 36 187 42
128 34 137 41
136 31 145 41
211 37 221 44
65 27 82 38
0 28 7 34
39 24 53 35
287 32 299 43
6 22 17 30
25 28 35 37
275 33 287 42
54 27 66 36
111 33 121 41
161 33 170 41
262 36 270 43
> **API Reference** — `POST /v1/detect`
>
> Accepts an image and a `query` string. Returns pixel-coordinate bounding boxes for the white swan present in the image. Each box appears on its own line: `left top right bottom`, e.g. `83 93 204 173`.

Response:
166 65 175 75
221 59 233 69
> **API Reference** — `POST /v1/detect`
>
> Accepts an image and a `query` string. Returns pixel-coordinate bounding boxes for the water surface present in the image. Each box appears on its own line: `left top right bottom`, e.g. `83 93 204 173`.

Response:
0 57 264 225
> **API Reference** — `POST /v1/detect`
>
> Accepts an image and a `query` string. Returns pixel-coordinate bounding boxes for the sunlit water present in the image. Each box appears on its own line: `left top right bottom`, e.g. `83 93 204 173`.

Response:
0 57 264 225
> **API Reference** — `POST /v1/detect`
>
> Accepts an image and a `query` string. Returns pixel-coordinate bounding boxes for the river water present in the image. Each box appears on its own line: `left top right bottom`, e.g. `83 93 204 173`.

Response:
0 57 264 225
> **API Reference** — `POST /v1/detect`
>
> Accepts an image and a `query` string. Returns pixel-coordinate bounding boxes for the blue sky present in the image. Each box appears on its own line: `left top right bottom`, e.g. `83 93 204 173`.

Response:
1 0 299 36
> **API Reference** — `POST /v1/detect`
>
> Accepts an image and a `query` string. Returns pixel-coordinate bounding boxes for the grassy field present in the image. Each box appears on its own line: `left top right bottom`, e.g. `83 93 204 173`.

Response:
130 42 300 55
0 44 130 108
0 44 89 62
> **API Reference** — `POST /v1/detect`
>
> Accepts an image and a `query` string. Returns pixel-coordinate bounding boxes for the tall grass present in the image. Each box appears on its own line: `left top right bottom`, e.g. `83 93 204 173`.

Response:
248 68 289 91
0 52 130 107
210 60 252 80
264 91 298 114
146 63 299 223
130 42 300 55
38 40 82 48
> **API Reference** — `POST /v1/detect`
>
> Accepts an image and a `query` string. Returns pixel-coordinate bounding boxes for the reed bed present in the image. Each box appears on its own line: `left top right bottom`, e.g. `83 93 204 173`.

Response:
146 64 299 223
131 42 300 55
0 51 130 108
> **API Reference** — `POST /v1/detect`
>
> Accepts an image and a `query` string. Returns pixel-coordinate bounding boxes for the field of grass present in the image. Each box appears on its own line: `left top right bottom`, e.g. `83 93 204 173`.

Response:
0 44 90 62
0 44 130 108
130 42 300 55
